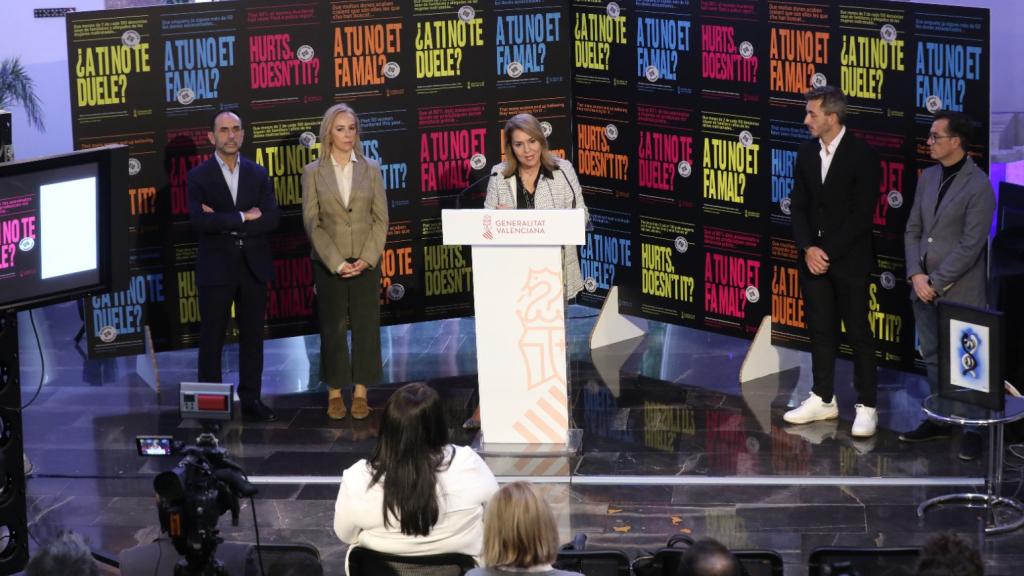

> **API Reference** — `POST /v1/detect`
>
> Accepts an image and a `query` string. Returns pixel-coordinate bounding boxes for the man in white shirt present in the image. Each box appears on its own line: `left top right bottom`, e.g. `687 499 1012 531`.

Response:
786 86 882 438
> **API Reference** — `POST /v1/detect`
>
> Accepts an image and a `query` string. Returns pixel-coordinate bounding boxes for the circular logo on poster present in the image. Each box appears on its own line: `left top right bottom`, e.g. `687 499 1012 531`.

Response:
606 2 621 19
458 5 475 22
298 131 317 148
387 283 406 301
507 61 524 78
780 196 792 215
382 61 401 79
745 285 760 303
98 325 118 343
880 24 897 43
540 121 553 137
470 153 487 170
926 95 943 113
128 157 141 176
18 237 34 252
880 271 897 290
812 72 827 89
645 65 660 83
674 236 689 254
296 45 315 62
678 160 692 178
584 277 598 293
887 190 903 209
121 30 141 48
176 87 195 106
739 130 754 147
739 41 754 59
604 123 619 141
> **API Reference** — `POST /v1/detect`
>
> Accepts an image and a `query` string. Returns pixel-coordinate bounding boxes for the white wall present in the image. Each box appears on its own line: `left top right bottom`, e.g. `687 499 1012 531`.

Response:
1 0 1021 160
0 0 104 159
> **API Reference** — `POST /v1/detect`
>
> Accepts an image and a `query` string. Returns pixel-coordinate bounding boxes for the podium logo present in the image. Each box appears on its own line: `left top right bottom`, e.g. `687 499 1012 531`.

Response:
482 214 494 240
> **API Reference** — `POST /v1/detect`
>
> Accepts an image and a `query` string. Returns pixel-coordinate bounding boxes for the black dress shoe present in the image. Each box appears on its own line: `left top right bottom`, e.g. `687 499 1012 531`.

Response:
898 420 953 443
241 400 278 422
959 430 984 461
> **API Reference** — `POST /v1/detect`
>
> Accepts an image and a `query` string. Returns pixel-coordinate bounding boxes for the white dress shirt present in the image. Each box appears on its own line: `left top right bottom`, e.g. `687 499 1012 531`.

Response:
333 445 499 566
330 150 358 208
213 152 245 222
819 125 846 183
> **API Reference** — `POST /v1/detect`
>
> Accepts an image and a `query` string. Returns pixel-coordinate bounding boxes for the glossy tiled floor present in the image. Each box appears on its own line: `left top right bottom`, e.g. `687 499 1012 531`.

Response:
16 301 1024 574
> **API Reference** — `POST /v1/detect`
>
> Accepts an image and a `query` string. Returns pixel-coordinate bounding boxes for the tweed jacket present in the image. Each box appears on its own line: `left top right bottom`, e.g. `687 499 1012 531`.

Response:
483 157 589 299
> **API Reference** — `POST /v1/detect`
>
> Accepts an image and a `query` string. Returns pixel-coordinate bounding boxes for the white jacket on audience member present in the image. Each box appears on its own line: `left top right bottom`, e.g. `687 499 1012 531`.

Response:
333 444 499 561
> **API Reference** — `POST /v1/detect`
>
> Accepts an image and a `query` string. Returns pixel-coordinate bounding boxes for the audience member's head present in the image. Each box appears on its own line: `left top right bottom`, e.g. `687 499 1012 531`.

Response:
676 538 740 576
369 382 451 537
482 481 561 569
915 532 983 576
25 531 99 576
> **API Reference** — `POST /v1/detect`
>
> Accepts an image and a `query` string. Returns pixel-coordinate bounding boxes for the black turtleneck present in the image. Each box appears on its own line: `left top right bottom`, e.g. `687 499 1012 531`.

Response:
935 153 968 214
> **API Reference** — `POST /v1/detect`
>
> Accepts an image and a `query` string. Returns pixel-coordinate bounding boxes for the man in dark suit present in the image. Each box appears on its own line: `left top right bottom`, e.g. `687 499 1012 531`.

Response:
785 86 881 437
900 111 994 461
188 111 280 421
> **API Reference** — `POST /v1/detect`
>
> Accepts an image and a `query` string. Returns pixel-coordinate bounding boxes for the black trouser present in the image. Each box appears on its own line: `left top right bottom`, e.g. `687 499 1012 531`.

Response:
801 266 877 407
198 258 267 404
313 262 382 389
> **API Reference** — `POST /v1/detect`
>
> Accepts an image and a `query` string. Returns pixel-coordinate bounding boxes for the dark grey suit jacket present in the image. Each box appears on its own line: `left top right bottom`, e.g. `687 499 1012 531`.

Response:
904 156 995 306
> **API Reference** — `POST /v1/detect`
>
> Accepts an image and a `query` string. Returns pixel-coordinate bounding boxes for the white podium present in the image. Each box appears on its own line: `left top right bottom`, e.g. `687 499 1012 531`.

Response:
442 209 585 447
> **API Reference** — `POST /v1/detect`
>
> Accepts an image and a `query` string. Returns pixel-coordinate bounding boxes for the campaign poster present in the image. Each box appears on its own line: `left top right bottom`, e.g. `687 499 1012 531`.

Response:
244 2 327 113
767 0 836 111
68 10 159 132
158 6 245 121
417 101 490 319
412 1 489 99
635 0 697 97
330 0 407 103
572 0 631 94
697 0 764 106
494 1 569 92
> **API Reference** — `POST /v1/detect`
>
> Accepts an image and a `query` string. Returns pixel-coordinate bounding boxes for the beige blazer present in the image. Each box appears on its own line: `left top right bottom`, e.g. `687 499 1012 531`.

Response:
302 154 388 272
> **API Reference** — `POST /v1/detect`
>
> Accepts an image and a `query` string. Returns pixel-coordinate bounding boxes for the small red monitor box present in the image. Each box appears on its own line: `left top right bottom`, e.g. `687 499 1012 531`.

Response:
196 394 228 412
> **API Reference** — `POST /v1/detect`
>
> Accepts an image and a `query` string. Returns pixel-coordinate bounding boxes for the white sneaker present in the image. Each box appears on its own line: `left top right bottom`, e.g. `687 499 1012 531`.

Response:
783 393 839 424
851 404 878 437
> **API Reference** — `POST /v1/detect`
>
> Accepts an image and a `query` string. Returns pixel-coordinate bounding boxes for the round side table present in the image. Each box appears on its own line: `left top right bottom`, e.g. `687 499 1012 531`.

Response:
916 394 1024 535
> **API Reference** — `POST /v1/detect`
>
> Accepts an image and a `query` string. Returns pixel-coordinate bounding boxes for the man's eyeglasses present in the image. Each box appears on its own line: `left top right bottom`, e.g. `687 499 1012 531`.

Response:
927 133 953 143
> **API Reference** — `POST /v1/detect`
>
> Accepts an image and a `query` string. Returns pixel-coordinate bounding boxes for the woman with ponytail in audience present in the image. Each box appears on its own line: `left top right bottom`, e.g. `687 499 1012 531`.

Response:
333 382 498 567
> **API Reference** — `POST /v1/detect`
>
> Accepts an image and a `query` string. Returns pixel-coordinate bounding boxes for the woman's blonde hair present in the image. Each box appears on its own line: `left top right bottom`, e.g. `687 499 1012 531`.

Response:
482 481 560 568
501 113 558 178
318 103 361 158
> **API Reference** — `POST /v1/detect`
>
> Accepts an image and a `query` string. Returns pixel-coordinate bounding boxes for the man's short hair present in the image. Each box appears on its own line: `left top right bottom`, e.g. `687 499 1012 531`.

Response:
677 538 740 576
25 531 99 576
209 109 242 132
805 85 848 124
915 532 983 576
932 110 973 149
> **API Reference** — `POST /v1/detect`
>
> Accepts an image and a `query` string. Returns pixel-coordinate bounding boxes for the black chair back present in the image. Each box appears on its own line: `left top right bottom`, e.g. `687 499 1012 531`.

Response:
733 550 784 576
347 547 476 576
808 546 920 576
554 550 632 576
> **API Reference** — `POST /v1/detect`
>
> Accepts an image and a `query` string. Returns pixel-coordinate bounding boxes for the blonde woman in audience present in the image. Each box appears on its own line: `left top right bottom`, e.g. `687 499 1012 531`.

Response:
467 481 582 576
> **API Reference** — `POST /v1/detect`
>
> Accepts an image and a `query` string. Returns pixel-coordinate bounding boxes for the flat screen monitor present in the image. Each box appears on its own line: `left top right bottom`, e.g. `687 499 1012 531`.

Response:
0 145 128 311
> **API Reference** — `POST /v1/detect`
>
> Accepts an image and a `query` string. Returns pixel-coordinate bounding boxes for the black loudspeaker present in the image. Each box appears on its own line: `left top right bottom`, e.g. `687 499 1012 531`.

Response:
0 311 28 573
0 110 11 163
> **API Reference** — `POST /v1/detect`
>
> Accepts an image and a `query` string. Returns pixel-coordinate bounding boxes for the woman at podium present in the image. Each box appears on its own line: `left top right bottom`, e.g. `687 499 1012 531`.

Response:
484 113 588 298
302 104 389 420
465 113 588 429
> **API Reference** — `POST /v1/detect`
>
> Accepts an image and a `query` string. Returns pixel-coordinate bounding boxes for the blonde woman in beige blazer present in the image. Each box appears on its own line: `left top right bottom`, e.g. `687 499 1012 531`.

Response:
302 104 388 420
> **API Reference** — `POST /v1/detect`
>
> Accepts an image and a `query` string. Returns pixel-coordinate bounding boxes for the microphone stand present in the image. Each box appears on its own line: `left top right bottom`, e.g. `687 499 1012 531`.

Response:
455 169 497 209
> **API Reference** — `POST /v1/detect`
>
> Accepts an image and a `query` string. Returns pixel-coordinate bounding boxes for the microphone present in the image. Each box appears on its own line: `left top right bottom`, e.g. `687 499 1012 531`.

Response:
456 168 499 209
